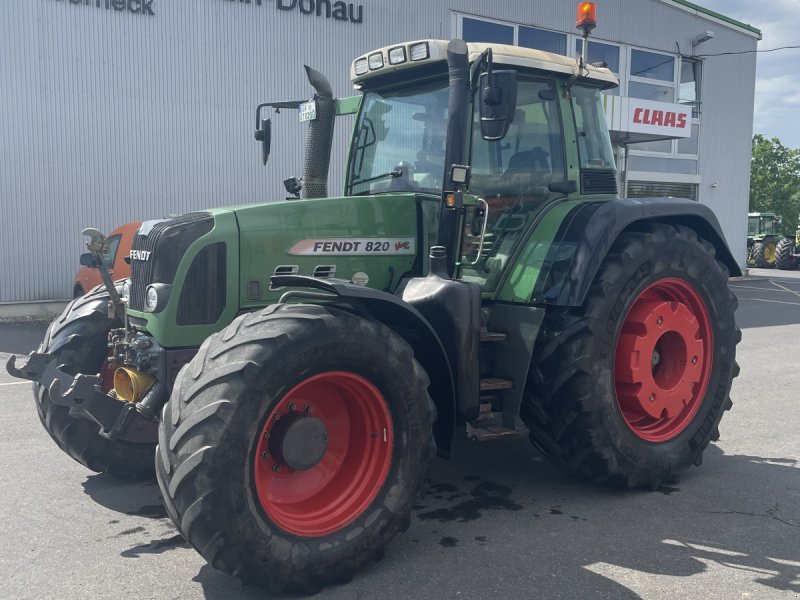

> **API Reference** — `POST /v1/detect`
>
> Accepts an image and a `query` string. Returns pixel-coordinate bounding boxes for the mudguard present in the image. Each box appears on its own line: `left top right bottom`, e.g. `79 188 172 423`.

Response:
532 197 741 306
271 275 457 457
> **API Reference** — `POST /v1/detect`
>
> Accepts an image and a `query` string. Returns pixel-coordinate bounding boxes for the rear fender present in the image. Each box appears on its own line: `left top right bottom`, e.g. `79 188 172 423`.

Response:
532 198 741 307
271 275 456 457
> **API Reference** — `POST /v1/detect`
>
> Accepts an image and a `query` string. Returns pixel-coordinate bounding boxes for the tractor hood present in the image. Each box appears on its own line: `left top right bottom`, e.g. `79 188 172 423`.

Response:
126 193 438 348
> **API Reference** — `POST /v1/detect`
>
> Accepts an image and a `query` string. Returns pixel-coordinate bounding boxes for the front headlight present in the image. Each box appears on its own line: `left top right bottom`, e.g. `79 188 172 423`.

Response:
120 280 131 301
144 283 171 313
145 286 158 312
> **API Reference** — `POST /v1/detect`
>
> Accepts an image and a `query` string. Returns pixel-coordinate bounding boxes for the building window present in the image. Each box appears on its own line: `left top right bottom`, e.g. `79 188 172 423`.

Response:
575 39 620 73
630 49 675 81
679 59 701 118
627 81 674 103
519 26 566 55
462 17 513 45
628 156 698 175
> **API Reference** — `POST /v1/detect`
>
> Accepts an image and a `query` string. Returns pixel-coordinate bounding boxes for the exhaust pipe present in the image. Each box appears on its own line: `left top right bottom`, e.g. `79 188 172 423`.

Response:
302 65 336 199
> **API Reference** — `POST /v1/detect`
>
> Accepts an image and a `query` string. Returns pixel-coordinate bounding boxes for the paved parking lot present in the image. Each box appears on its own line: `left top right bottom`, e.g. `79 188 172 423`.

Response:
0 271 798 599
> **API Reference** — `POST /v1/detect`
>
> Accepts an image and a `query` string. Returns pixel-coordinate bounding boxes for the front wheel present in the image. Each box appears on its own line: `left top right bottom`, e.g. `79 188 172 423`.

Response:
156 304 434 593
522 223 739 489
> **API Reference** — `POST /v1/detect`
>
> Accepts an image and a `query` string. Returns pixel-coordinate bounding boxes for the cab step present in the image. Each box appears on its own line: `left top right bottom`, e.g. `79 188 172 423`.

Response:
480 330 508 343
479 377 513 392
466 423 521 441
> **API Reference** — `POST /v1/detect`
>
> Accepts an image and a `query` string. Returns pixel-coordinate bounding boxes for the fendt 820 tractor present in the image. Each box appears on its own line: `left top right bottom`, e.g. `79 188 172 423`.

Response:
8 8 740 593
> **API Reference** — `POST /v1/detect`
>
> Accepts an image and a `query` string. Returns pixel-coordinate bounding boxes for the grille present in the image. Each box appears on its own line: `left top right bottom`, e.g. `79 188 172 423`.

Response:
581 169 618 195
129 213 213 311
177 243 227 325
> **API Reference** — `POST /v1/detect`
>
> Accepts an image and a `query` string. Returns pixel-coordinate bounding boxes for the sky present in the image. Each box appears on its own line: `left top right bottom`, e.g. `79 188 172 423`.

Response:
697 0 800 148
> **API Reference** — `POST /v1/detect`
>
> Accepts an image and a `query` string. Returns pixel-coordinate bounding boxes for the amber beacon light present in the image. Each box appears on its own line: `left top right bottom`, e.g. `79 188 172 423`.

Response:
576 2 597 34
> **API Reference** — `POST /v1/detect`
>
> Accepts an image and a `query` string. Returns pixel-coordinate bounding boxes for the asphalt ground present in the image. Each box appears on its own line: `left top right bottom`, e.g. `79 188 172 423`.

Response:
0 271 798 599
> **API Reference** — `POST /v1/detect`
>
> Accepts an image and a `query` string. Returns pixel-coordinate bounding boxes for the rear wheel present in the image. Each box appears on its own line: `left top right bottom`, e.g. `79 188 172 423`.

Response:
775 238 799 270
753 241 777 268
35 290 156 479
522 223 739 489
157 304 433 593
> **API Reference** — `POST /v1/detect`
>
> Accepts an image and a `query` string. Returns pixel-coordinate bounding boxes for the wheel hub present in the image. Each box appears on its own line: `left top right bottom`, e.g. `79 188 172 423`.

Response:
614 278 713 442
268 413 328 472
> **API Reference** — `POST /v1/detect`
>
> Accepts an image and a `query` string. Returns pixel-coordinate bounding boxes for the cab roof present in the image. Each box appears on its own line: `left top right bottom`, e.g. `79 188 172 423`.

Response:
351 39 618 89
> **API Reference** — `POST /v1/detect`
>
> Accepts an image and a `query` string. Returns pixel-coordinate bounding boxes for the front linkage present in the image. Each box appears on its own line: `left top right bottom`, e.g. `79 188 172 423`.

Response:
6 228 165 446
6 352 156 443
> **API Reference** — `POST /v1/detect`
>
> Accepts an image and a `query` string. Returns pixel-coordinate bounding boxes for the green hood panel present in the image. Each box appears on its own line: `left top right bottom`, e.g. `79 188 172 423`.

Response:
234 194 427 308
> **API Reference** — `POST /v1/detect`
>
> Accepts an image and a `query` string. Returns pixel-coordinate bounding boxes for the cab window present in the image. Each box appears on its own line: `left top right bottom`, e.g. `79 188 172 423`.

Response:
462 79 566 291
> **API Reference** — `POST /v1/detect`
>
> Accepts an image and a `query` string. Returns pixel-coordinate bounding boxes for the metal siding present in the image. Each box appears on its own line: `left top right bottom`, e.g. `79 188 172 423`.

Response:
0 0 756 303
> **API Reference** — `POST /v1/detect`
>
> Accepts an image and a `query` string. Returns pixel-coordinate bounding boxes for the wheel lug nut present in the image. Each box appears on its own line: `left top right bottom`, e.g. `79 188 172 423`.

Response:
304 405 313 414
656 317 663 326
288 402 296 411
649 394 656 402
273 464 282 473
692 356 698 364
261 451 271 459
273 413 280 421
263 431 270 440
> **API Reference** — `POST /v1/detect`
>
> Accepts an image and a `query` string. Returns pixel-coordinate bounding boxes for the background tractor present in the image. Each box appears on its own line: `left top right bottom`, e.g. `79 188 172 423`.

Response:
775 224 800 270
747 211 782 268
6 9 741 593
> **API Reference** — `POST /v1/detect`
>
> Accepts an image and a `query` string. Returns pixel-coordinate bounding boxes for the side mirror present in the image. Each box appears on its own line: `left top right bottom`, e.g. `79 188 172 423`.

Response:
254 117 272 165
80 253 98 268
479 70 518 141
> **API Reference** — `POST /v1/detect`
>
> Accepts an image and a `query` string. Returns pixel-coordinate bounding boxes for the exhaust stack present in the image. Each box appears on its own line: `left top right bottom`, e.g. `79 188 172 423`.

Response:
302 65 336 199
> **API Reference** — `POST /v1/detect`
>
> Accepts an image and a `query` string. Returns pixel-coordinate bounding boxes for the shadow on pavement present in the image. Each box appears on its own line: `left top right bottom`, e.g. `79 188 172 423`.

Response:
182 438 799 599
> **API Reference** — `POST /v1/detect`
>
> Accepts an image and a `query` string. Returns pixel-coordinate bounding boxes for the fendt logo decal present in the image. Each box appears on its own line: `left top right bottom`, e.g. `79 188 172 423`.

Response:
130 250 152 261
288 238 416 256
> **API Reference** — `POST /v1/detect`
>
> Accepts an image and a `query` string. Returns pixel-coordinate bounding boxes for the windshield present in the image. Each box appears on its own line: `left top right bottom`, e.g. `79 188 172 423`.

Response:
348 79 449 196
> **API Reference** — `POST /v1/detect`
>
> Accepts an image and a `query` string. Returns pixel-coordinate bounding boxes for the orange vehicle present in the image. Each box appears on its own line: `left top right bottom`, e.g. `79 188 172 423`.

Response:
73 221 141 297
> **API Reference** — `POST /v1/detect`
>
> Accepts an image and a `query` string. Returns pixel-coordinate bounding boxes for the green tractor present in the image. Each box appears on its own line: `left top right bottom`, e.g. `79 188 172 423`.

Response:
747 212 782 268
7 33 740 593
775 224 800 270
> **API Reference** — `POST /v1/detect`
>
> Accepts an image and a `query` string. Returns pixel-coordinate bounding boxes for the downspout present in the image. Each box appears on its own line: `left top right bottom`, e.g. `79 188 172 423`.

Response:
302 66 336 199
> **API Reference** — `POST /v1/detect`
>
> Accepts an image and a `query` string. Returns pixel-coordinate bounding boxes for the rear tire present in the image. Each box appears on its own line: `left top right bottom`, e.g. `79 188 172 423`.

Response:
753 241 776 268
775 238 798 270
521 223 739 489
35 290 156 479
156 303 434 593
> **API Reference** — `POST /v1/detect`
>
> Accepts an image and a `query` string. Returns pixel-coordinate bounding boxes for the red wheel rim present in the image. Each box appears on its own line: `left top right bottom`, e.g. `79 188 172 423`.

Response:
614 278 713 442
253 372 394 537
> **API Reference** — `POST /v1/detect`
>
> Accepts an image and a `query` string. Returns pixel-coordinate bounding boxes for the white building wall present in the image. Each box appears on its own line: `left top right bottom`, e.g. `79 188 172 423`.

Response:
0 0 758 303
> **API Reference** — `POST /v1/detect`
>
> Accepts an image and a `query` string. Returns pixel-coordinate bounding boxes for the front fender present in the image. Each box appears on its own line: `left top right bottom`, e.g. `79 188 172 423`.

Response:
271 275 457 457
531 197 741 307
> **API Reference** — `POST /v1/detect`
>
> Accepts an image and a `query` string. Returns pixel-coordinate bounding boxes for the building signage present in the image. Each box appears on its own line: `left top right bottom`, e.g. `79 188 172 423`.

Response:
604 96 691 142
224 0 363 25
52 0 155 16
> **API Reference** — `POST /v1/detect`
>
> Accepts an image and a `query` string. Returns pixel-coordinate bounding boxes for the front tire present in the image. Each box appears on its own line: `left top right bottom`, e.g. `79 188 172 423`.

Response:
35 290 156 479
522 223 739 489
157 304 434 593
